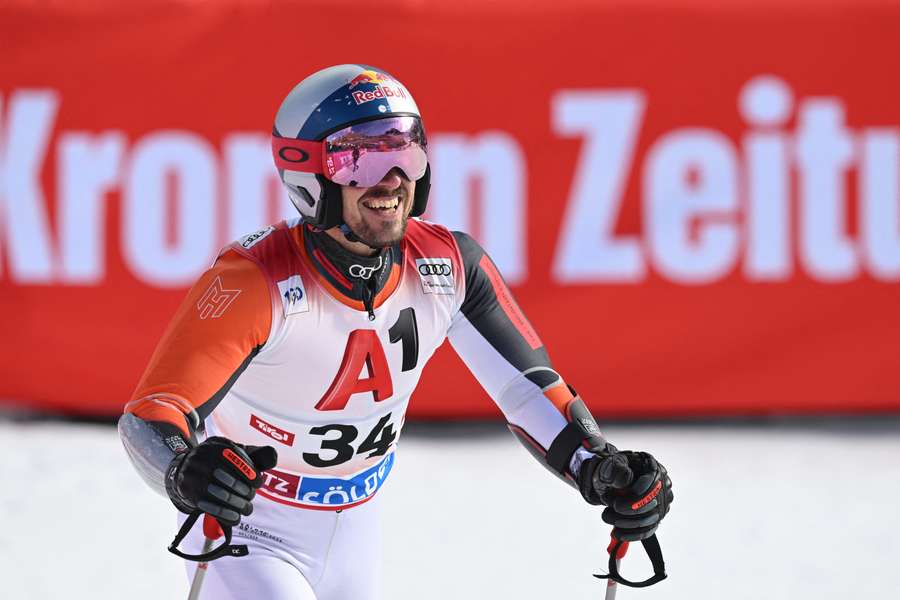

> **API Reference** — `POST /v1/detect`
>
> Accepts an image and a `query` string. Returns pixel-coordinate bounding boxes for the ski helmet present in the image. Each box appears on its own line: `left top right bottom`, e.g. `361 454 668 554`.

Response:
271 64 431 230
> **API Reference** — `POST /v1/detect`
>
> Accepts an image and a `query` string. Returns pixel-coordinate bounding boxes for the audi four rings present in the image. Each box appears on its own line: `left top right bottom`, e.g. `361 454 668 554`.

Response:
418 263 452 276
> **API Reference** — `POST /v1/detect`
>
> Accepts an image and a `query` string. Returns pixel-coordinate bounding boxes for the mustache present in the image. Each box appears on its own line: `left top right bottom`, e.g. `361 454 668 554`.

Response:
360 185 407 202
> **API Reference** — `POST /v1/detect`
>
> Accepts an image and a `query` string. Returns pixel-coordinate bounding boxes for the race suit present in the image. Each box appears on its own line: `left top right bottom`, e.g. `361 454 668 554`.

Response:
119 217 588 599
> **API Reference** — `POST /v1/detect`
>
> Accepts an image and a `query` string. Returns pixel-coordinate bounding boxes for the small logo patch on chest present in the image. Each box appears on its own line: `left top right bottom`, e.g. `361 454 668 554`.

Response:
277 274 310 316
415 258 455 295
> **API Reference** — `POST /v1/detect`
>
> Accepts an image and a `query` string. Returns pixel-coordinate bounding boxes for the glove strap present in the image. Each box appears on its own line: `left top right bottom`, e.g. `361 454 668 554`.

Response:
167 511 249 562
593 534 667 588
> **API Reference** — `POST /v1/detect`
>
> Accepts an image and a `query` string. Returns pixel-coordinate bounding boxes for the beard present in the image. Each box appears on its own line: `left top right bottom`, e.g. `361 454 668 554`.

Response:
346 185 411 248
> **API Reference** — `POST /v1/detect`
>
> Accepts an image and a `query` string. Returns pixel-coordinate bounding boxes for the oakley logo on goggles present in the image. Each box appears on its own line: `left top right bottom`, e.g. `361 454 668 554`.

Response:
272 116 427 188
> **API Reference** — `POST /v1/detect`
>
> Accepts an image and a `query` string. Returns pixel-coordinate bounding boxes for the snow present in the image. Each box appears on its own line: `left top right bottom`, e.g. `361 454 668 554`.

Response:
2 418 899 599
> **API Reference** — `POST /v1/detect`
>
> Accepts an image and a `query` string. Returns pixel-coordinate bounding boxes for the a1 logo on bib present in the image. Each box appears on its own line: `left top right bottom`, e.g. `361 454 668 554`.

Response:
415 258 454 295
277 274 310 315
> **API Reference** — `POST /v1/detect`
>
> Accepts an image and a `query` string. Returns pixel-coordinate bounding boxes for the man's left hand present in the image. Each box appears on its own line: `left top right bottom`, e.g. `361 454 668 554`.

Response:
578 449 674 542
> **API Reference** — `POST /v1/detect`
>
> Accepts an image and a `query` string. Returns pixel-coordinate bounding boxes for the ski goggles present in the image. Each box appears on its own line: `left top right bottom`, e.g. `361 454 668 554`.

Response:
272 116 428 187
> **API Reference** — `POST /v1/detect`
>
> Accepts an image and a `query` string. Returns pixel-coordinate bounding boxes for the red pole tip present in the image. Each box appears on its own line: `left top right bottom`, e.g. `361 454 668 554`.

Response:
607 536 630 558
202 514 224 540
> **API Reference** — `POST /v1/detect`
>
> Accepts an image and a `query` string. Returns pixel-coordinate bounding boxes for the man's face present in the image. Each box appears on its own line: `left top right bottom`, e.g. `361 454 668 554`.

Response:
340 168 416 248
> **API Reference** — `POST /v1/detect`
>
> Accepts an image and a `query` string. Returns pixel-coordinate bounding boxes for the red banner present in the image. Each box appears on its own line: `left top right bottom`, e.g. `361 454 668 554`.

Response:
2 1 900 418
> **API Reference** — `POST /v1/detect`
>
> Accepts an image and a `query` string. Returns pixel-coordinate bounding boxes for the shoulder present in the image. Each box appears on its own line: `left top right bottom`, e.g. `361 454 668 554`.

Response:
403 219 466 299
405 218 456 248
448 230 485 267
194 248 270 315
230 221 290 263
404 218 464 263
226 219 304 284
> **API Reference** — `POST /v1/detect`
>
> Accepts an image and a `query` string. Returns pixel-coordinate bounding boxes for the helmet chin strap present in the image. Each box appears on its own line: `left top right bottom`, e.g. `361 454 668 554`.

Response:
338 223 360 243
338 222 387 252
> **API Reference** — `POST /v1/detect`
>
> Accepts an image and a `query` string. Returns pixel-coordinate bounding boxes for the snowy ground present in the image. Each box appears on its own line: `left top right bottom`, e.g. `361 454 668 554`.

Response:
1 417 899 599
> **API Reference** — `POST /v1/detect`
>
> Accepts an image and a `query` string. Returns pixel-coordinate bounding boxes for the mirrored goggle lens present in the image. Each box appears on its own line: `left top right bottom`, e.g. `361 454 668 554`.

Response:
323 116 427 187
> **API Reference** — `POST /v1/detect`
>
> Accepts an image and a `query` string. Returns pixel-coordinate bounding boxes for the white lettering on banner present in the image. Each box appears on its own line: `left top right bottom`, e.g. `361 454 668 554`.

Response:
552 91 646 283
795 100 858 282
4 76 900 287
428 132 527 284
645 130 739 283
861 131 900 279
741 76 792 281
58 133 124 283
551 75 900 284
0 90 59 282
224 134 295 241
122 132 217 287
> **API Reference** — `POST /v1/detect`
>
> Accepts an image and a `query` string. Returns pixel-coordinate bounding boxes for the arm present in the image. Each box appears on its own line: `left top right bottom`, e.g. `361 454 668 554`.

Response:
448 233 673 545
446 232 601 486
118 250 272 496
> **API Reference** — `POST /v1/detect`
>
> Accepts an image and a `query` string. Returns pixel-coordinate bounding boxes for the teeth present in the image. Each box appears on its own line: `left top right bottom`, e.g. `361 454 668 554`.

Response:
363 197 399 210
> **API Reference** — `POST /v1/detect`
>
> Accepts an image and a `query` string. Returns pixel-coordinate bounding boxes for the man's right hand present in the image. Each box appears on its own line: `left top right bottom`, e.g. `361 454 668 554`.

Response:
164 436 278 526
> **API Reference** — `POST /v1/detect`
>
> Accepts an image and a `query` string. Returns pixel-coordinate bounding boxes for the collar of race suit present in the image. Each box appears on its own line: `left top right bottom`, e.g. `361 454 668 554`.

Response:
303 224 400 307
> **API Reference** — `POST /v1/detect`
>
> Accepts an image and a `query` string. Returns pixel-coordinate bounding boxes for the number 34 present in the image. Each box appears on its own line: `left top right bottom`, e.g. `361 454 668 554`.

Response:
302 413 397 468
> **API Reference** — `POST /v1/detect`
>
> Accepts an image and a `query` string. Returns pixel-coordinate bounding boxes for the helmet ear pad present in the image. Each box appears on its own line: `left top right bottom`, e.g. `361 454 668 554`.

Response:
316 175 345 230
410 163 431 218
282 171 321 224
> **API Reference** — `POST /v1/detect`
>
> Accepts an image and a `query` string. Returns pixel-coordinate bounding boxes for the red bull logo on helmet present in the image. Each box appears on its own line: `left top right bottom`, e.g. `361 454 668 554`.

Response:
347 69 407 105
352 84 407 105
348 70 390 89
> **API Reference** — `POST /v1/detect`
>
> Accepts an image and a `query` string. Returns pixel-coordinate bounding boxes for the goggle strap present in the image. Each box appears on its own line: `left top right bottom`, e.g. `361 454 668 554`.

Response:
271 136 323 174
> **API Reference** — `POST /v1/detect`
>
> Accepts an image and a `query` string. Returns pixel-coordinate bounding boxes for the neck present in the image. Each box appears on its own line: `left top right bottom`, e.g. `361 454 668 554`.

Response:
303 225 397 294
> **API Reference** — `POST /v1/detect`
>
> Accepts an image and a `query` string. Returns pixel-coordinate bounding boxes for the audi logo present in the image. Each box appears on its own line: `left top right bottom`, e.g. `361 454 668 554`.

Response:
418 263 451 276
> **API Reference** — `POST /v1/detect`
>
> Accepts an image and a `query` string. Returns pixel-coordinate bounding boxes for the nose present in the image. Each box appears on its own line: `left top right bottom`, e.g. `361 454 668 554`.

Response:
375 168 405 189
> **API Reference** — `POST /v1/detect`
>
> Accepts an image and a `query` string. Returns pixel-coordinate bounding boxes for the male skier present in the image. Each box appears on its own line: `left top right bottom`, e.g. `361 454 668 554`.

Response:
119 64 673 599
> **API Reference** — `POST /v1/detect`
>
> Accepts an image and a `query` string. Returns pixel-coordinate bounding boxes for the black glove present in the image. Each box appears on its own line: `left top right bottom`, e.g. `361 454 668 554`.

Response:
578 449 673 542
165 436 278 527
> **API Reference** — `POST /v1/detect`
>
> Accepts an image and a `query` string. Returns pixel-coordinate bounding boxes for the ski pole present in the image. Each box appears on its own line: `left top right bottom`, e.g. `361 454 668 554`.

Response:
604 534 629 600
186 515 224 600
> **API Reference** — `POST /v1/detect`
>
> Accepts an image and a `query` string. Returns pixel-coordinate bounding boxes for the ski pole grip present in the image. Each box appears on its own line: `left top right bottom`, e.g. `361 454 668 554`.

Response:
168 511 247 562
607 534 629 559
202 514 224 540
595 533 667 588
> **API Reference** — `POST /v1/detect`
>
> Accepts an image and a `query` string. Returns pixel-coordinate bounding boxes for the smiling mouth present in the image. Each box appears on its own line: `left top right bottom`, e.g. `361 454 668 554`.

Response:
362 196 401 212
363 196 400 210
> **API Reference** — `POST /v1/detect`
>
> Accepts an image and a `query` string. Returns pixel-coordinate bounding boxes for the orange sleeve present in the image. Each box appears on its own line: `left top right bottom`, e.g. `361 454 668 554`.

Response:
124 250 272 437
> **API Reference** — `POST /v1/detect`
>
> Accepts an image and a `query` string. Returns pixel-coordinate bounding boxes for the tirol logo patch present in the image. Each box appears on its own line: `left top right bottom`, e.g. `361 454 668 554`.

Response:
239 225 275 249
415 258 454 295
277 274 309 316
250 414 295 447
